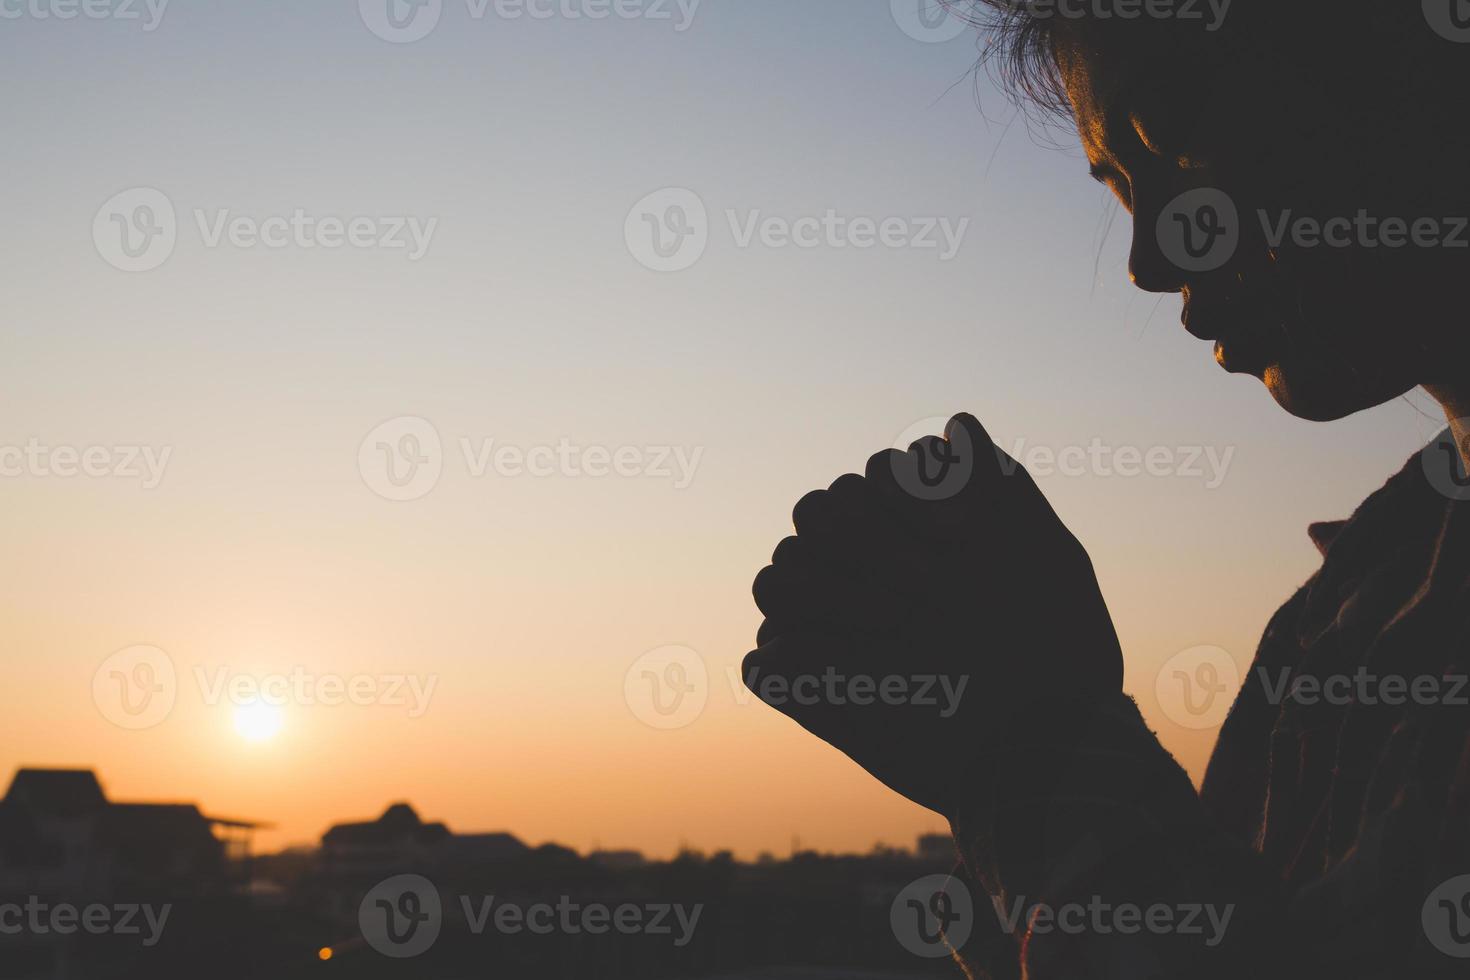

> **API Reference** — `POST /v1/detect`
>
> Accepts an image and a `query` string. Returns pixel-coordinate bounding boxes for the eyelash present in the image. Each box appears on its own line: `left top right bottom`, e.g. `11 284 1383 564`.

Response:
1094 170 1133 211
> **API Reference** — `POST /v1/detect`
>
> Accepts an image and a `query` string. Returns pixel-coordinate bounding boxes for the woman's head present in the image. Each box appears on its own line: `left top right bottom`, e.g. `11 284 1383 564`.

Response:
958 2 1470 420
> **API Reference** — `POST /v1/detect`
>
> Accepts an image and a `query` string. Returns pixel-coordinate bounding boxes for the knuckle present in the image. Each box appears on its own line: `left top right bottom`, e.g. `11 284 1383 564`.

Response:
771 535 802 565
791 488 830 535
741 649 774 696
864 448 904 482
751 564 783 611
755 618 784 648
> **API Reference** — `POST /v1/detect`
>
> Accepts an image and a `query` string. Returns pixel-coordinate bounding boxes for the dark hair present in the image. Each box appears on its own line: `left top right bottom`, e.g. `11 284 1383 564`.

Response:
946 2 1450 122
942 1 1074 116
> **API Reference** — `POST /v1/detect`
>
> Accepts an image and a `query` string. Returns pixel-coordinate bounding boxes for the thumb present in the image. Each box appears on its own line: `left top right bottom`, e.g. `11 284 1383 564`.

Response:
945 411 1035 497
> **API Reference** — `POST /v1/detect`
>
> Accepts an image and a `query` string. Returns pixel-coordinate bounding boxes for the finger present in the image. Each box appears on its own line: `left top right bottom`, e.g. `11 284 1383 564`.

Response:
868 415 1049 544
742 632 868 757
790 486 842 542
752 536 850 625
903 415 1001 503
756 617 789 648
862 448 954 542
787 480 932 612
946 412 1038 500
944 413 1065 536
753 535 899 632
809 474 934 595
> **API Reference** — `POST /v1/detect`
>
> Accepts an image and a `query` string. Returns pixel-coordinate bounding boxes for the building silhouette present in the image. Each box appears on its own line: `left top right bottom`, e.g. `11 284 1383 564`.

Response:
320 801 528 876
0 768 262 901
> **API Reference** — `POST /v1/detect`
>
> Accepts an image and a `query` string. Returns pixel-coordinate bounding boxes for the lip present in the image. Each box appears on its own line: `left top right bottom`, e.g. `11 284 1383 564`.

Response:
1212 331 1271 377
1181 298 1229 342
1182 311 1217 342
1182 301 1271 376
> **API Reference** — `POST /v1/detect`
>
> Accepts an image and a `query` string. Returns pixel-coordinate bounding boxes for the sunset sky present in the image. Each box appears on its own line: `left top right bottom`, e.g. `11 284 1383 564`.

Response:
0 0 1448 857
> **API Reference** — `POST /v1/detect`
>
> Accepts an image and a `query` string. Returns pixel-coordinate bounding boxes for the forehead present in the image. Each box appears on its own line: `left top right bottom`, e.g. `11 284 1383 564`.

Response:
1053 29 1202 163
1054 34 1135 163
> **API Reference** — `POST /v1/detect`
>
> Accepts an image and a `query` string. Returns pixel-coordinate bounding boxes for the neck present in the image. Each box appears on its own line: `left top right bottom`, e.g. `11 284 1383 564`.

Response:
1423 383 1470 471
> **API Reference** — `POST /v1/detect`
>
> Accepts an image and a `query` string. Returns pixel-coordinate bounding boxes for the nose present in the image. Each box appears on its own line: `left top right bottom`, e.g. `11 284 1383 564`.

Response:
1128 196 1187 294
1129 225 1187 293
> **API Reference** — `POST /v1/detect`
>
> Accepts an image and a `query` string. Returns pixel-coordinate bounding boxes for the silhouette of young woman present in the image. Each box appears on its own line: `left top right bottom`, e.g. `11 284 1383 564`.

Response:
746 5 1470 977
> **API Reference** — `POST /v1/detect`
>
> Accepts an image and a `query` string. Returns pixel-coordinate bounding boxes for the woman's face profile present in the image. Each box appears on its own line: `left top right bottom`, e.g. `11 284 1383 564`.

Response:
1054 19 1467 422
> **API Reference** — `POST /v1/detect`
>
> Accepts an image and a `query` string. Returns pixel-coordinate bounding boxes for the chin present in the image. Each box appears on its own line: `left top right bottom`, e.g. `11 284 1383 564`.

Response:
1210 316 1420 422
1260 360 1417 422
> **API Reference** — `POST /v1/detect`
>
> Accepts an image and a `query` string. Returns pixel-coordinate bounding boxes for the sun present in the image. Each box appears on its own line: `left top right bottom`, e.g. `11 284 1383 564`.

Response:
233 701 283 743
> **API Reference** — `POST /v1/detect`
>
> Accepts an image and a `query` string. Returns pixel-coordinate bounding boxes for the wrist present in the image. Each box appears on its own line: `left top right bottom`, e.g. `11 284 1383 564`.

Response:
948 692 1201 905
